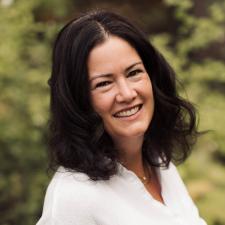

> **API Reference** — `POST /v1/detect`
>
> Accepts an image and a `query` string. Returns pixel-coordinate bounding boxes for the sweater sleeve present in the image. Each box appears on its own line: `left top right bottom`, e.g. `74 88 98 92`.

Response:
36 171 98 225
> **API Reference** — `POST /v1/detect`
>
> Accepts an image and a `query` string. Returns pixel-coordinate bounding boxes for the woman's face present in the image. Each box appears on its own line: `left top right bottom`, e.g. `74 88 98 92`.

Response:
88 35 154 144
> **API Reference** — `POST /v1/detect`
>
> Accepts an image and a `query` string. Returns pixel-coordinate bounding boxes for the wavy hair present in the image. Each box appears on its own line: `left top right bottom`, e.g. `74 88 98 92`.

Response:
48 10 199 180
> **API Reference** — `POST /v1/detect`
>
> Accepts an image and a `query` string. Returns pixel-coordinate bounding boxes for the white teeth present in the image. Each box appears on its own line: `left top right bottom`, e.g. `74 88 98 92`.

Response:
115 106 140 117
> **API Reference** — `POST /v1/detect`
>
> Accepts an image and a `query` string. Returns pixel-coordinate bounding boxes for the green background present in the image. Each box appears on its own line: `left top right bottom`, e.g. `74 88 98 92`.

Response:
0 0 224 224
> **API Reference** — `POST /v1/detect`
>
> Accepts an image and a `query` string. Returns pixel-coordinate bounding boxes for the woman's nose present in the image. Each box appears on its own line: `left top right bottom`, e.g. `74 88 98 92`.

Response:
115 79 137 103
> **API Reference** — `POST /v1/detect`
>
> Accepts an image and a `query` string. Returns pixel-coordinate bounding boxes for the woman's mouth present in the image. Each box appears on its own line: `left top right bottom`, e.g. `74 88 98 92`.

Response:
114 104 142 118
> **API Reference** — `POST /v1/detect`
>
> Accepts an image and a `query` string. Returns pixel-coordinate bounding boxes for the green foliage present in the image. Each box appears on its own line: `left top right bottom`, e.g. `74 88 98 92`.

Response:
153 1 225 224
0 0 58 224
0 0 224 224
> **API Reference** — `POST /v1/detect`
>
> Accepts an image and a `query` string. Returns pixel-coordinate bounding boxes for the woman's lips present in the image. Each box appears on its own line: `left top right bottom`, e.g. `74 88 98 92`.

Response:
114 104 143 118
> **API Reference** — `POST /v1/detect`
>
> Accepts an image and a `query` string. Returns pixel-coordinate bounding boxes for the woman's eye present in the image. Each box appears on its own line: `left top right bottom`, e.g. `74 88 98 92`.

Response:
95 81 111 88
128 69 142 77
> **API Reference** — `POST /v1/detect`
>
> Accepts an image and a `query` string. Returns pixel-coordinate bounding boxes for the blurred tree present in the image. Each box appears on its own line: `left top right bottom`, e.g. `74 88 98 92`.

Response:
152 0 225 224
0 0 57 224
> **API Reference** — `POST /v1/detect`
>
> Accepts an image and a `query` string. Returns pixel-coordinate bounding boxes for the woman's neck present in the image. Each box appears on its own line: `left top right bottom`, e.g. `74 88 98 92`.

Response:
114 136 147 178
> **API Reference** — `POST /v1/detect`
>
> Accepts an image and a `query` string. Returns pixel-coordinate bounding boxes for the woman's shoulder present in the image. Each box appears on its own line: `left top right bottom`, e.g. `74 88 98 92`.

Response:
47 166 98 201
158 161 194 203
44 167 98 211
54 166 93 184
157 161 184 184
37 167 100 224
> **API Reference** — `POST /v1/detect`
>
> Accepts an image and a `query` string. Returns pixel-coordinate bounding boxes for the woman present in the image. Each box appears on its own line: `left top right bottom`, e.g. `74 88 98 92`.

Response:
37 10 207 225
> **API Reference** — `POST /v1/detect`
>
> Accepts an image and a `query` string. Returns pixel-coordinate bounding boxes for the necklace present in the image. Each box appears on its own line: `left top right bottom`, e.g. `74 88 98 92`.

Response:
119 160 151 185
137 165 151 185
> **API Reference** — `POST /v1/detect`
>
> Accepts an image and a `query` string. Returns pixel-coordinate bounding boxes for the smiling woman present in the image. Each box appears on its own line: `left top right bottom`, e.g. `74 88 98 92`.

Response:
36 10 207 225
88 35 154 142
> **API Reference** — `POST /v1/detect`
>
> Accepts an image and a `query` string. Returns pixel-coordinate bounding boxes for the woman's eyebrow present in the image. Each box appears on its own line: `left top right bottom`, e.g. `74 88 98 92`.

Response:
124 61 142 73
90 73 112 82
90 61 143 81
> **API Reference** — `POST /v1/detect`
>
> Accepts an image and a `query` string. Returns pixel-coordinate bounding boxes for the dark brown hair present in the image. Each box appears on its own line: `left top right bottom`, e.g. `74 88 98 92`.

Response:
48 10 199 180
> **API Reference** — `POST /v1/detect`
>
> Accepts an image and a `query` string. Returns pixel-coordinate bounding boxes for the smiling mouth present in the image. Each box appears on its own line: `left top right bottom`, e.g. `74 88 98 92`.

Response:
114 104 142 118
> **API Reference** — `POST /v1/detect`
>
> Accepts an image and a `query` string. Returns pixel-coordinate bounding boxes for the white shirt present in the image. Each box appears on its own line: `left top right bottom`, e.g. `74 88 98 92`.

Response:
36 162 207 225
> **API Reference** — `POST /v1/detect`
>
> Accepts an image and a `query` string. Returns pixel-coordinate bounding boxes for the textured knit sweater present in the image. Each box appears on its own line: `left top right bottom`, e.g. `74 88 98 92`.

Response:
36 162 207 225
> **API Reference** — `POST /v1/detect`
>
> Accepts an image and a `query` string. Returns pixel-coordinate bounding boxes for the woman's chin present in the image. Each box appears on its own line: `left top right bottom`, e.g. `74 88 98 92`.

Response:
113 128 147 140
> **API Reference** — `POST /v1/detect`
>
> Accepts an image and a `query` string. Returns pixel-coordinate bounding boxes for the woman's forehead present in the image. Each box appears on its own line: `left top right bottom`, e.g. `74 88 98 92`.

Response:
87 36 142 76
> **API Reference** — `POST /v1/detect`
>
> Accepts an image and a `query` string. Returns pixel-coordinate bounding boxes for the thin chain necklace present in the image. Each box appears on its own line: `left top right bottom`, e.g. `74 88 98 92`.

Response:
137 164 151 185
119 160 151 185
